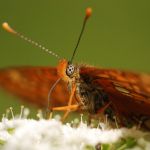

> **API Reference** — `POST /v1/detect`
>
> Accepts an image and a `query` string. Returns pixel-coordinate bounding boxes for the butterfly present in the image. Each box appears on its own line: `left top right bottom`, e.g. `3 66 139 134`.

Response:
1 8 150 130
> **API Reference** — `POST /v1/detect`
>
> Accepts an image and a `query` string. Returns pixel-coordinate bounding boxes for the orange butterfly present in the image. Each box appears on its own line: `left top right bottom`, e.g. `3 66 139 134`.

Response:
1 8 150 130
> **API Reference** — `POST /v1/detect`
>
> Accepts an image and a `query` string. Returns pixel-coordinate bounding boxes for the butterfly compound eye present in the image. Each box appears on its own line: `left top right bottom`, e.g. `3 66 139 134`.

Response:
66 64 75 76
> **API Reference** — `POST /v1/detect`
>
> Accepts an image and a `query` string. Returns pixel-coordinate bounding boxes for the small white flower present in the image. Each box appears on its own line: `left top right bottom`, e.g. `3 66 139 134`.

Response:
0 114 149 150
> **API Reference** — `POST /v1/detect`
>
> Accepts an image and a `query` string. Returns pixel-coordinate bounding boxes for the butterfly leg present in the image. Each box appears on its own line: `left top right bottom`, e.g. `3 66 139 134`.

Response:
98 102 123 128
51 104 79 121
111 104 123 128
52 104 79 111
97 101 112 114
48 104 79 120
87 101 112 126
61 84 77 121
49 84 77 121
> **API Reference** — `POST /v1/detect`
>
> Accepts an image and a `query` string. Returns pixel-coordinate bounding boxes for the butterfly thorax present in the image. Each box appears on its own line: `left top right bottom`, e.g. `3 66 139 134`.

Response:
77 72 111 114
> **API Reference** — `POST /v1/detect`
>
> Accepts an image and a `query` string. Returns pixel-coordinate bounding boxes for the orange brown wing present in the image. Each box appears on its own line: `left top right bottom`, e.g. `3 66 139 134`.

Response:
80 67 150 118
0 66 69 108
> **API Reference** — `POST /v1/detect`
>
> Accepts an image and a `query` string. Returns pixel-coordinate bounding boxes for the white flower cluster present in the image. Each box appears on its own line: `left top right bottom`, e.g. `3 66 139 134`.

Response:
0 109 150 150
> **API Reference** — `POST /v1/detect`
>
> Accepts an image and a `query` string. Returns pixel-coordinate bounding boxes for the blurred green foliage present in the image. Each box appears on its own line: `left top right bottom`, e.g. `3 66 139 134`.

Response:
0 0 150 116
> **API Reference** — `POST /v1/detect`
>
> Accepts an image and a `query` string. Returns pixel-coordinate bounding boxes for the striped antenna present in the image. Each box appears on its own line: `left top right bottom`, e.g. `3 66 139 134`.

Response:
2 22 61 59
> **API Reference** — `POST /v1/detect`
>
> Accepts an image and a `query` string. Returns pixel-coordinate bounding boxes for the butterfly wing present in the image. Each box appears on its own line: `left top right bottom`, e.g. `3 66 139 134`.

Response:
80 66 150 120
0 66 69 108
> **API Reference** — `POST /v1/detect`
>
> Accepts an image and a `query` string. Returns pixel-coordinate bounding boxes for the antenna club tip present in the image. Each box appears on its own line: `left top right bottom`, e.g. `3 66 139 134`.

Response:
2 22 16 34
86 7 92 18
2 22 8 29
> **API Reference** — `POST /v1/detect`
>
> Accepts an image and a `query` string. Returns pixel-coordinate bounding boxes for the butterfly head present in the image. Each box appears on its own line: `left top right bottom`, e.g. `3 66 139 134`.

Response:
57 59 78 82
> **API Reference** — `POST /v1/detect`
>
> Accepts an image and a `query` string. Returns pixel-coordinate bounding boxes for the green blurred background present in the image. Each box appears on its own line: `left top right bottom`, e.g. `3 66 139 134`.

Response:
0 0 150 117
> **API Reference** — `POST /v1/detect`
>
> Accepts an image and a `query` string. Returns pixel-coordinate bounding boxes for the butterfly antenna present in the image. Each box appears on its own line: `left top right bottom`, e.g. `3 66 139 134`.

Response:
2 22 61 59
70 7 92 63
